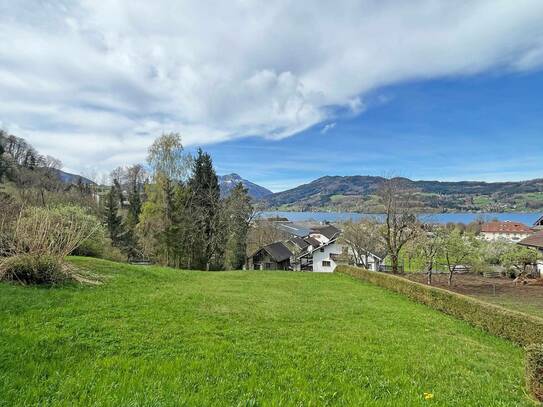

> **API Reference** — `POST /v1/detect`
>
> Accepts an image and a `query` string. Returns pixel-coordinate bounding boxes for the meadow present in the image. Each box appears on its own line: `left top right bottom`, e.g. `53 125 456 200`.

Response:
0 258 536 406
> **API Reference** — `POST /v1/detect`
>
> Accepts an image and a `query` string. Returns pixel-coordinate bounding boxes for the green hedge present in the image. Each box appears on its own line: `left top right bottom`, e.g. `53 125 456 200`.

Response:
527 344 543 402
336 266 543 347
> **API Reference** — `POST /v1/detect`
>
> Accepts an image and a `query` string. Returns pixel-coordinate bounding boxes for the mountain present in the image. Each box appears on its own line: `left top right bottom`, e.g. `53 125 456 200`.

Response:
261 175 543 213
53 169 95 185
218 173 273 199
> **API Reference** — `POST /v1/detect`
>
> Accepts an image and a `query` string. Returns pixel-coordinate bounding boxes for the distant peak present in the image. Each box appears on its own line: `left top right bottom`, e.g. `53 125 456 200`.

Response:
221 173 242 180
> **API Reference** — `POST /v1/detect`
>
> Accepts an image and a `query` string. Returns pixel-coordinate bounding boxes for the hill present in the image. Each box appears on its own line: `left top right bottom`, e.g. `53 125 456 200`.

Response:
53 168 95 185
262 175 543 212
218 173 272 199
0 257 529 405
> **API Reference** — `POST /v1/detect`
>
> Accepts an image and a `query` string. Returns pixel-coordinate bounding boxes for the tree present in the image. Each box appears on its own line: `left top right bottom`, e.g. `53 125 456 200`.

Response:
246 220 290 256
188 149 223 270
125 164 147 227
411 225 445 285
223 183 254 270
104 183 123 246
500 245 540 277
442 230 476 286
377 178 419 273
140 133 191 266
341 218 383 268
0 138 6 181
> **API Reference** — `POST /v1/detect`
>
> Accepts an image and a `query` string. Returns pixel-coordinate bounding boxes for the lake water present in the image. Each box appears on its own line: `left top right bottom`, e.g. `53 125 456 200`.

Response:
260 211 542 225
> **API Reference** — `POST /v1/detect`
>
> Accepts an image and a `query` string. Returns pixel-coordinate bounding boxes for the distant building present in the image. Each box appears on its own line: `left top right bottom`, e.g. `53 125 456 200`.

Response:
480 221 533 243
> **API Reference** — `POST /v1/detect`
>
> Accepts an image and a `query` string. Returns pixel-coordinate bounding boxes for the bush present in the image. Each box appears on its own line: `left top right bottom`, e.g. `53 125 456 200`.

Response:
336 266 543 346
0 254 66 284
526 344 543 402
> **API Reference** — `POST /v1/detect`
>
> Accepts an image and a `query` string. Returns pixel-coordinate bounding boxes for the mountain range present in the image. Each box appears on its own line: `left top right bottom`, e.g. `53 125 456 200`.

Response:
260 175 543 213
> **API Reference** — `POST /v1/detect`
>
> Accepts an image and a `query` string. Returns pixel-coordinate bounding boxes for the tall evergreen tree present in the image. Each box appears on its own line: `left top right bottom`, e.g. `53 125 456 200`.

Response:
0 141 6 181
188 148 223 270
104 184 123 247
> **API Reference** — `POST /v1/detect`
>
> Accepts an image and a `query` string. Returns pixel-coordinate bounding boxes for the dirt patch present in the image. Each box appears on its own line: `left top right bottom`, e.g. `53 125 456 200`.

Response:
403 272 543 318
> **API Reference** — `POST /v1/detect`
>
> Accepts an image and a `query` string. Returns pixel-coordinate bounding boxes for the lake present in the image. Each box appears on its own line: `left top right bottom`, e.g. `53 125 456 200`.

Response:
260 211 542 225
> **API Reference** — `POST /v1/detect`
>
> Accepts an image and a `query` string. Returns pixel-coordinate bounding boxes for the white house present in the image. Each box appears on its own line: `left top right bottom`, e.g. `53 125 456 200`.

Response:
297 237 382 273
480 221 534 243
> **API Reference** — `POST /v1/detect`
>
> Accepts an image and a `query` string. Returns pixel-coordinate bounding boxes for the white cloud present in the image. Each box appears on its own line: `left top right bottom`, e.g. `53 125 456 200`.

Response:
1 0 543 173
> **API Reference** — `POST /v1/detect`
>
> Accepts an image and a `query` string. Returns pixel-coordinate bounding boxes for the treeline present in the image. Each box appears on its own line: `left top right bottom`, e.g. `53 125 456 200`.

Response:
0 131 254 284
0 130 96 207
103 133 254 270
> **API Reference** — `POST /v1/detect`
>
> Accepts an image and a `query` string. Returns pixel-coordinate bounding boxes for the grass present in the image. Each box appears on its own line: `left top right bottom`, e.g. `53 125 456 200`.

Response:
0 257 536 406
478 293 543 319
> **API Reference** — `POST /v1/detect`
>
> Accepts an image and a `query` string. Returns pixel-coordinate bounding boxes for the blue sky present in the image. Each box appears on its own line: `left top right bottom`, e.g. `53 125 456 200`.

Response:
1 1 543 191
202 70 543 191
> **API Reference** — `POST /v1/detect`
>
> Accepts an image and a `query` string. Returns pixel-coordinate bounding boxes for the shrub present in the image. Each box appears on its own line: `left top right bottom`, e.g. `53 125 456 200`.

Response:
336 266 543 346
0 254 66 285
10 205 100 258
1 205 101 284
526 344 543 402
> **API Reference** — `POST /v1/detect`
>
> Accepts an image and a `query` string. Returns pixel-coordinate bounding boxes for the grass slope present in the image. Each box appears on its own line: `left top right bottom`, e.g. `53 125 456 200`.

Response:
0 258 536 406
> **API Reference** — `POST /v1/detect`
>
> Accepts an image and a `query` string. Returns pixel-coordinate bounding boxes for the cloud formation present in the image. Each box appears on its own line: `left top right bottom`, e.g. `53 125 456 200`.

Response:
1 0 543 173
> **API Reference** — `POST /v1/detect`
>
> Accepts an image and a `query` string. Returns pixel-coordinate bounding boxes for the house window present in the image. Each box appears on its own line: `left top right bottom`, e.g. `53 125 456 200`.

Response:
320 248 325 252
322 261 331 267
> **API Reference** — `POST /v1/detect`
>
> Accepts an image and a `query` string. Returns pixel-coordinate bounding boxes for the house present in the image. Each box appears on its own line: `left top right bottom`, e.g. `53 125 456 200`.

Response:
480 221 533 243
247 221 381 272
518 230 543 276
247 242 293 270
296 236 382 272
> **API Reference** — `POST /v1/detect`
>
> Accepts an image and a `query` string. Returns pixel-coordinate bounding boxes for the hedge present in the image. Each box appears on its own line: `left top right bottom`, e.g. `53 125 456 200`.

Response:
527 344 543 402
336 266 543 347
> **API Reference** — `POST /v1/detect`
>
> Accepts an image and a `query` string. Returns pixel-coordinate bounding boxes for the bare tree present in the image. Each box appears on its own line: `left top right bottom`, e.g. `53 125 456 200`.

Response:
341 217 384 268
377 177 419 273
411 224 444 285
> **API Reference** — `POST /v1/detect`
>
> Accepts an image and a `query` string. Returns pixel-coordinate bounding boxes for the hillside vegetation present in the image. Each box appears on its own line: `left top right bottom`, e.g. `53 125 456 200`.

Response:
0 258 533 406
262 175 543 212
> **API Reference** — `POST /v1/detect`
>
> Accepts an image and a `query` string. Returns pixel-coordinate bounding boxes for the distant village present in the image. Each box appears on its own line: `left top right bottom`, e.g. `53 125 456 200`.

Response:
247 215 543 276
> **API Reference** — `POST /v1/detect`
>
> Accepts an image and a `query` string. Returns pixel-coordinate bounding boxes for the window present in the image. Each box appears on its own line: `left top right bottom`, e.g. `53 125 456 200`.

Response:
320 248 325 252
322 261 331 267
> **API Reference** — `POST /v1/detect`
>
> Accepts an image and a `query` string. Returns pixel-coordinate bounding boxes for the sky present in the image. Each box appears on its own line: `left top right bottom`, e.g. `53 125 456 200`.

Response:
1 0 542 192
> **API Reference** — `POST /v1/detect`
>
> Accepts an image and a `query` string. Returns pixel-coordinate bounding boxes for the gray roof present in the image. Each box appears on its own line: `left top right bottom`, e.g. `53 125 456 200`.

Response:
275 222 313 238
263 242 293 262
311 224 341 239
304 236 321 247
288 237 311 250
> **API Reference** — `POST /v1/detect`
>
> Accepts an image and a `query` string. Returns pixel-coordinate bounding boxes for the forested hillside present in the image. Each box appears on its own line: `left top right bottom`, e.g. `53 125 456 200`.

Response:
262 175 543 212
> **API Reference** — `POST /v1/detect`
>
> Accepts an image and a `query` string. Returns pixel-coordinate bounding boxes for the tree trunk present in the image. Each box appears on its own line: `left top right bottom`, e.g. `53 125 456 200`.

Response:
448 268 454 286
390 253 399 274
427 261 433 285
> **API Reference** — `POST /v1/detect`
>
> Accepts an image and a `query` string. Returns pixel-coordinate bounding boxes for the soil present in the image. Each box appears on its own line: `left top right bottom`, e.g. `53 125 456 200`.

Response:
403 272 543 318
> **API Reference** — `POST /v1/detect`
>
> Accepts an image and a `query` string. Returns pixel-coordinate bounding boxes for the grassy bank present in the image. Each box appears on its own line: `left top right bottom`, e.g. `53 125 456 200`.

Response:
0 258 535 406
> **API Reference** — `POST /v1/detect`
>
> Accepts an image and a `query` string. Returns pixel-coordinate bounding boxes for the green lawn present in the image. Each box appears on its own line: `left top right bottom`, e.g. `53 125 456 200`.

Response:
0 258 536 406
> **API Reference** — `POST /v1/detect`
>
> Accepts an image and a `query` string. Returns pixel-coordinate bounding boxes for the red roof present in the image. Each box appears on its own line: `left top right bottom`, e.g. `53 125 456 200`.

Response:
481 221 533 234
